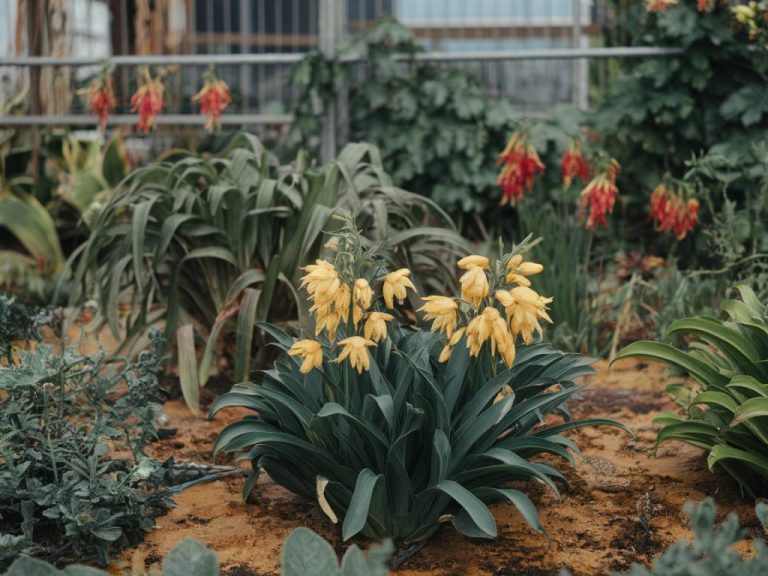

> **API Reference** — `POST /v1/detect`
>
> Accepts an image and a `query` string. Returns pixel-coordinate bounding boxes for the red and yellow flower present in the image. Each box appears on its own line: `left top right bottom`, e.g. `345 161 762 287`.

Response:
193 68 232 131
130 68 165 134
579 158 620 230
561 140 590 190
649 182 699 240
496 130 545 206
80 64 116 132
646 0 678 12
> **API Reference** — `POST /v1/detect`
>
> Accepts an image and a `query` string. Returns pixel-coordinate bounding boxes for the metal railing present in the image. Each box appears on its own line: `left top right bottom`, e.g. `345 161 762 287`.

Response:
0 0 684 161
0 46 683 67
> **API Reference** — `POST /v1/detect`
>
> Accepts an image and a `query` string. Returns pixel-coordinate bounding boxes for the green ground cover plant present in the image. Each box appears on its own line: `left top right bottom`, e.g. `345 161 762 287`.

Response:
0 294 57 364
0 330 171 566
614 283 768 496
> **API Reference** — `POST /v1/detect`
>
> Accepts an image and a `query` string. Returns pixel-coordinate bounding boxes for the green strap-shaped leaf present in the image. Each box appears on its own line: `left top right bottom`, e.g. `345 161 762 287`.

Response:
732 397 768 427
668 317 765 380
612 341 728 389
177 324 200 415
475 487 545 534
235 288 261 384
131 198 156 291
656 421 719 450
691 391 739 413
434 480 497 538
708 444 768 479
342 469 382 541
727 375 768 398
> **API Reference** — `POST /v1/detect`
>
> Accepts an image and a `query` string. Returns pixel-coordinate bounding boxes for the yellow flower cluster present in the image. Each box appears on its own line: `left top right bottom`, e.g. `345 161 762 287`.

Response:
732 2 767 40
291 248 551 376
292 259 415 375
422 252 552 368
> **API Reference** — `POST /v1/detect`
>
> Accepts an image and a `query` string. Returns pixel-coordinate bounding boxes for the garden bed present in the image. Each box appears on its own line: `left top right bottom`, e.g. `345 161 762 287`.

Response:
111 359 757 576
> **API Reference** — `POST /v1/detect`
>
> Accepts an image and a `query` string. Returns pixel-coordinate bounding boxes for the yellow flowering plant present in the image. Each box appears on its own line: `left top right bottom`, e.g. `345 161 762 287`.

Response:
212 221 625 546
422 238 554 379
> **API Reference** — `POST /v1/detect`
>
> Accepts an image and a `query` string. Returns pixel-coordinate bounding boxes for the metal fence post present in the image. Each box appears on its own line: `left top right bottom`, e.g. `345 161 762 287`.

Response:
319 0 341 163
572 0 585 110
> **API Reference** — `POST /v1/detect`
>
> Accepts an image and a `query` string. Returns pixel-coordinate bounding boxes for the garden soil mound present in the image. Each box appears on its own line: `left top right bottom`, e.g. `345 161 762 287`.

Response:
112 360 758 576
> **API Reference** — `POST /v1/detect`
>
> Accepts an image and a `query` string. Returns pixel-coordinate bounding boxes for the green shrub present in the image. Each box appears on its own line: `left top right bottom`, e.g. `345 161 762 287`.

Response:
286 18 519 216
61 134 466 412
614 498 768 576
212 222 621 542
0 293 56 364
0 331 171 566
0 132 127 302
595 1 768 225
614 283 768 497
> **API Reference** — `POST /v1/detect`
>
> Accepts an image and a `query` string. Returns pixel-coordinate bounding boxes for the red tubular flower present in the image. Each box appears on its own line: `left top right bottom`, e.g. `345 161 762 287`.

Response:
130 68 165 134
579 159 620 230
697 0 713 12
646 0 678 13
496 130 545 206
80 65 116 132
649 182 699 240
561 141 590 190
193 69 232 131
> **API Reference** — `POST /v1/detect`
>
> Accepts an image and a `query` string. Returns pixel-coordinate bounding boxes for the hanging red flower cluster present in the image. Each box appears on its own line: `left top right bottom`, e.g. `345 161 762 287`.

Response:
561 139 590 190
649 182 700 240
579 157 620 230
79 63 117 132
697 0 714 12
646 0 678 13
496 130 545 206
193 68 232 132
130 67 165 134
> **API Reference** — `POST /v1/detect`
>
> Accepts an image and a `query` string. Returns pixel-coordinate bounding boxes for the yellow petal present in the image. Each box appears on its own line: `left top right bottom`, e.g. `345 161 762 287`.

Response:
457 255 490 270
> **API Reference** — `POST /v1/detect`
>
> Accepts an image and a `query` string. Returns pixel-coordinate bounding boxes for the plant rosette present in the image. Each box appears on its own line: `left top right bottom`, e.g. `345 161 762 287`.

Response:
211 215 625 544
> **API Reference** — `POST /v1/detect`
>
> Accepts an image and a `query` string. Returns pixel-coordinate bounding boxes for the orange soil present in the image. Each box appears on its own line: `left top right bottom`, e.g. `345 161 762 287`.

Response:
112 360 758 576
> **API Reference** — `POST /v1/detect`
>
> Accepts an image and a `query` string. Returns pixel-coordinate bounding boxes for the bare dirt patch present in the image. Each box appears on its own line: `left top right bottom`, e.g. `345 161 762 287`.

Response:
112 360 757 576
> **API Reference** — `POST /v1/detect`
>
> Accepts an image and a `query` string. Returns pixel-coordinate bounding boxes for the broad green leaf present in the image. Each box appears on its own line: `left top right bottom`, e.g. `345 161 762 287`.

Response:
342 469 382 540
434 480 497 538
163 539 219 576
177 324 200 414
281 527 341 576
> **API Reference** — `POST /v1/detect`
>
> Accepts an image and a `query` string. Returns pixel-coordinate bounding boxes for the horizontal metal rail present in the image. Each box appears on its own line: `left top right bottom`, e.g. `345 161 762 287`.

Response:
405 46 683 61
0 54 306 66
0 46 683 67
0 114 294 126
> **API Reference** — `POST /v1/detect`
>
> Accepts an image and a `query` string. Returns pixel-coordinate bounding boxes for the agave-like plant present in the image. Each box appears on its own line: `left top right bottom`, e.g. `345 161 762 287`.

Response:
211 222 620 542
60 134 466 412
613 284 768 497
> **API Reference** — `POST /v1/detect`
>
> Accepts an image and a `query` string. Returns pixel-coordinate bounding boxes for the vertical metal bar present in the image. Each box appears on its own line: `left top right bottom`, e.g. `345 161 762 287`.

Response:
240 0 251 114
319 0 341 163
571 0 582 108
